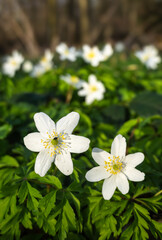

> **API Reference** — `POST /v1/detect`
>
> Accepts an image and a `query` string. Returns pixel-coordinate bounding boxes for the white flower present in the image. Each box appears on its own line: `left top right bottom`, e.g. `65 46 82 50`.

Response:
2 50 24 77
78 74 105 104
22 61 33 73
31 64 46 77
135 45 161 69
40 49 53 69
24 112 90 176
115 42 125 52
56 43 77 61
86 134 145 200
61 74 84 89
82 45 103 67
101 43 113 61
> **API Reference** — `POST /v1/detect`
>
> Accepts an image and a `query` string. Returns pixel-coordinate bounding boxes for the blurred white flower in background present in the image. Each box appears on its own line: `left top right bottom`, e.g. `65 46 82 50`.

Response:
24 112 90 176
115 42 125 52
78 74 105 104
61 74 84 89
86 134 145 200
135 45 161 69
22 61 33 73
56 43 77 61
82 45 103 67
40 49 53 69
31 64 46 77
101 43 113 61
31 49 54 77
2 50 24 77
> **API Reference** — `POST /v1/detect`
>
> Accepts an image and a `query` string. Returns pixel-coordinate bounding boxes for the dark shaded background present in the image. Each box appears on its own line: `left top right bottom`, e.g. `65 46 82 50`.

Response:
0 0 162 57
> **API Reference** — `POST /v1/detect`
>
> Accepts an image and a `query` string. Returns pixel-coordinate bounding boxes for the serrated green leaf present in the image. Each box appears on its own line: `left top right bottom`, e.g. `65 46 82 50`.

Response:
39 190 57 217
18 181 28 204
64 200 76 230
27 182 42 198
21 210 32 229
0 197 10 221
27 194 39 211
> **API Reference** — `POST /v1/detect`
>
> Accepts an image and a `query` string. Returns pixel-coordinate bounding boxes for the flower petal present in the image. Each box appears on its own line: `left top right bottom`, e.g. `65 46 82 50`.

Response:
86 95 95 105
69 135 90 153
116 172 129 194
125 153 144 167
56 112 80 134
92 148 112 166
55 151 73 175
89 74 97 84
102 175 116 200
85 166 111 182
34 150 54 177
111 134 126 158
24 132 43 152
123 166 145 182
34 112 55 136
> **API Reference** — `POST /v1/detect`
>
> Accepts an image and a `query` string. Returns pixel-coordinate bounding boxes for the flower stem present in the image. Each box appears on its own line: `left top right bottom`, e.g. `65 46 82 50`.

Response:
66 86 73 103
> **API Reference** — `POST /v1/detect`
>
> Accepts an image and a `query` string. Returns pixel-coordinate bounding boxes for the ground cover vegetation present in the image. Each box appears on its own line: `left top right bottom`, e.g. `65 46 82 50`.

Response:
0 44 162 240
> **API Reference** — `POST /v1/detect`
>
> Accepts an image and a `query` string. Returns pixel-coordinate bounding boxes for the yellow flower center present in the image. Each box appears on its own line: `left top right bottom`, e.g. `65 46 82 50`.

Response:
87 51 95 59
70 76 79 83
143 54 150 61
41 57 48 63
41 130 71 156
51 137 59 146
90 85 97 92
104 156 123 175
64 49 69 55
11 60 17 66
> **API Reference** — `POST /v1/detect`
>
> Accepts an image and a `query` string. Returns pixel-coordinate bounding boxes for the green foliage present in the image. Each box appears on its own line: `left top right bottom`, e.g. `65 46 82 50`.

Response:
0 52 162 239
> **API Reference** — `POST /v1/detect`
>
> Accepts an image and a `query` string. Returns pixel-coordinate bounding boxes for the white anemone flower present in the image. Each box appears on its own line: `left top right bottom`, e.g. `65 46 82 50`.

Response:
2 50 24 77
61 74 84 89
78 74 105 104
115 42 125 52
24 112 90 176
86 134 145 200
101 43 113 61
135 45 161 69
82 45 103 67
56 43 77 61
31 64 46 77
22 61 33 73
40 49 54 68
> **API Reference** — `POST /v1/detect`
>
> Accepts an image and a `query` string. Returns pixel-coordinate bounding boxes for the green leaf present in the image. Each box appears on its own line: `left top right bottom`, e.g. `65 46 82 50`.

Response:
21 210 32 229
0 197 10 221
56 199 76 240
27 182 42 199
0 124 12 140
118 118 139 135
28 171 62 189
130 92 162 117
64 200 76 230
0 155 19 168
39 190 57 217
18 181 29 204
25 182 42 211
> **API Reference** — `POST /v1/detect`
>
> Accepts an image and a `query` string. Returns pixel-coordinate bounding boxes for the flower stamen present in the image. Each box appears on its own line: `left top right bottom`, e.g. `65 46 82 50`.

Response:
41 130 71 157
104 156 123 175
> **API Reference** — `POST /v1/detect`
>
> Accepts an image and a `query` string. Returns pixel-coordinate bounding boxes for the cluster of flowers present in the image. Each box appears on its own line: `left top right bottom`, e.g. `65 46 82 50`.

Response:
1 43 161 78
24 112 145 200
24 111 145 200
1 43 161 105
